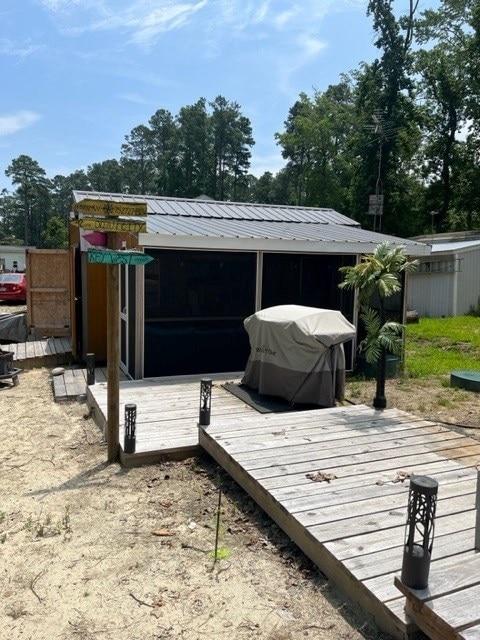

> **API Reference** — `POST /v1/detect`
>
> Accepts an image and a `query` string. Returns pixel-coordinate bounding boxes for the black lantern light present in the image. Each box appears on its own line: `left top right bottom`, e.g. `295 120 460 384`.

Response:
124 403 137 454
199 378 212 426
401 475 438 589
86 353 95 386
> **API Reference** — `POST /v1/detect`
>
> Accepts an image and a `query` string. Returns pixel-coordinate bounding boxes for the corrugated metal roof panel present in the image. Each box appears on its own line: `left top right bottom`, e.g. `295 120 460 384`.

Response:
72 191 359 226
144 214 426 248
431 240 480 253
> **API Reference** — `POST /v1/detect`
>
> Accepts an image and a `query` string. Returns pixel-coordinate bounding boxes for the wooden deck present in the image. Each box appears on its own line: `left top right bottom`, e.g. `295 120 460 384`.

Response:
199 404 480 639
395 558 480 639
2 336 72 368
86 373 257 464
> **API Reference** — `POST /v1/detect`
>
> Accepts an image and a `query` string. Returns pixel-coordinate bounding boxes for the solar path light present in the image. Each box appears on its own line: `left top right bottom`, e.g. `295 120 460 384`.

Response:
86 353 95 386
199 378 212 426
123 403 137 454
401 475 438 589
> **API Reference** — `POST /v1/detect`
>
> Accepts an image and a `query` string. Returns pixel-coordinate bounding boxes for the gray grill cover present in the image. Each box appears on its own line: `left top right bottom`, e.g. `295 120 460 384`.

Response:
242 305 355 406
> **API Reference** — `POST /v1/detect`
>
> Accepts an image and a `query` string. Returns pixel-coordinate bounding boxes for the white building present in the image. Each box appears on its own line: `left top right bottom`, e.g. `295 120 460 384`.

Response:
0 245 32 272
407 233 480 317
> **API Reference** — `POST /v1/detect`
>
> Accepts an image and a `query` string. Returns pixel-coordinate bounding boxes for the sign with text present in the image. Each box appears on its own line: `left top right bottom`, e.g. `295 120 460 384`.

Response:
87 249 153 266
73 217 147 233
73 199 148 217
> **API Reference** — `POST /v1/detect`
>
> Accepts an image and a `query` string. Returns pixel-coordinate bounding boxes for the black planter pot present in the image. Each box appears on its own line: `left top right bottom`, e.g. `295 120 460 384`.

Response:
355 354 400 379
0 351 14 376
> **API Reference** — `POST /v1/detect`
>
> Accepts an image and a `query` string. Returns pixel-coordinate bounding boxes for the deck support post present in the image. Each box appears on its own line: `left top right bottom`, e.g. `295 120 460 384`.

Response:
401 475 438 589
106 233 120 463
199 378 212 426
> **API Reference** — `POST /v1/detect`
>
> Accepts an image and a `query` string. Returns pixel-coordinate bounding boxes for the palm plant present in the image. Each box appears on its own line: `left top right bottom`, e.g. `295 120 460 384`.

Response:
339 242 418 408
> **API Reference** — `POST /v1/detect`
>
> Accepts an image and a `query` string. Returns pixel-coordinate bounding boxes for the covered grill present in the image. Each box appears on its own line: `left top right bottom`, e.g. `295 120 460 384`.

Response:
242 305 355 407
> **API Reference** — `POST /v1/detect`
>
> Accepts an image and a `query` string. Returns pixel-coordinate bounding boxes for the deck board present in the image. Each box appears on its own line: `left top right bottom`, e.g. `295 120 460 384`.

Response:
395 554 480 639
199 404 480 639
86 373 257 461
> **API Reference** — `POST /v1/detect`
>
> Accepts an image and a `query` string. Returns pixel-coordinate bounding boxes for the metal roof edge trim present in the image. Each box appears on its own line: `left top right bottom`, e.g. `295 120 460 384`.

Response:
138 233 432 256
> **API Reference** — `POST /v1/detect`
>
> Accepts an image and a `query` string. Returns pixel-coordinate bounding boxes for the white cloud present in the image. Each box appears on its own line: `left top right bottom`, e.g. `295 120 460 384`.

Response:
37 0 361 64
53 0 209 49
276 34 327 96
0 111 42 136
126 2 208 48
0 38 44 59
38 0 104 13
116 92 151 105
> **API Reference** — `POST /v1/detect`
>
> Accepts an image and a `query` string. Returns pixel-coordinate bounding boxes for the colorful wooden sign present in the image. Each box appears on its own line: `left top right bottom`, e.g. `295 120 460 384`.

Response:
87 249 153 266
72 217 147 233
73 199 148 217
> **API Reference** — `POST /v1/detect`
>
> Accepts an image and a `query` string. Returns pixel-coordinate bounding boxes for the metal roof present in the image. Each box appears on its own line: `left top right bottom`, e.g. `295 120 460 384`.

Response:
431 240 480 253
73 191 359 226
144 214 423 246
72 190 430 255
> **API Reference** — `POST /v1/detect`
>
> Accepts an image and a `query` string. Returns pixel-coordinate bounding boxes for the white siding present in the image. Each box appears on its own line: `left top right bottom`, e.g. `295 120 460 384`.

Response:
456 248 480 314
0 246 29 272
408 245 480 317
407 270 455 317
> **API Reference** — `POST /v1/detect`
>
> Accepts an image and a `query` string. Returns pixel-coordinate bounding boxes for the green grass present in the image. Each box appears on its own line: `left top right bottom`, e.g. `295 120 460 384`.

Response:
405 316 480 377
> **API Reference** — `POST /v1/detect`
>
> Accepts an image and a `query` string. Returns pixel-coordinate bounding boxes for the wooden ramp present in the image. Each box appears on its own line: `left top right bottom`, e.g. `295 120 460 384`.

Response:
199 404 480 639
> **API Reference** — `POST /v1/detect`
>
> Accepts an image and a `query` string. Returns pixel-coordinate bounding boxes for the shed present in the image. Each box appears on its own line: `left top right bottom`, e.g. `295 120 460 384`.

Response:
407 233 480 317
71 191 430 379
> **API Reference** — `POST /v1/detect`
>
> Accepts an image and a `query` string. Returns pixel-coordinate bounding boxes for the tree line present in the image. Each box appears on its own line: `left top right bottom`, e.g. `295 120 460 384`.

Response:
1 0 478 248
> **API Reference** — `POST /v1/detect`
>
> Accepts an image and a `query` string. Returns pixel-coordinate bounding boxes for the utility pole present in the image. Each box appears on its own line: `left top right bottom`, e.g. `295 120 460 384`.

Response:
366 112 396 232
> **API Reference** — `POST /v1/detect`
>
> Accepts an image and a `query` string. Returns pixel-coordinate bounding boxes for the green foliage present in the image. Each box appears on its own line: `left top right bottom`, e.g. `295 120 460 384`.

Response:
41 215 68 249
339 242 418 307
358 307 404 363
340 242 417 406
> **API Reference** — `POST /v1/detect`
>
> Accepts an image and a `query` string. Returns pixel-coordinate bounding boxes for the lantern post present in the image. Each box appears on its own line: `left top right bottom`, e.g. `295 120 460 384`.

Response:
199 378 212 426
401 475 438 589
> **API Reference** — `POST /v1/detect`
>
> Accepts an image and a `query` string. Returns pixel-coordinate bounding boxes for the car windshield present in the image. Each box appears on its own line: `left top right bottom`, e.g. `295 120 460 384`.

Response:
0 274 23 283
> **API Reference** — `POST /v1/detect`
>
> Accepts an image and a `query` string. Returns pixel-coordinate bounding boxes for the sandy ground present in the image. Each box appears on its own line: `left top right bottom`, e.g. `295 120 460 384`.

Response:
0 366 395 640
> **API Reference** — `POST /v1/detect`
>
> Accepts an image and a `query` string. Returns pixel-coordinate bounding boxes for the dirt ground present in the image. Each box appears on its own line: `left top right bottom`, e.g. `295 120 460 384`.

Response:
0 301 477 640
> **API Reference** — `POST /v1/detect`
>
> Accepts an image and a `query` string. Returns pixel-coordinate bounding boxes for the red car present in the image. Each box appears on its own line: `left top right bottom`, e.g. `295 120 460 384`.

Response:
0 273 27 302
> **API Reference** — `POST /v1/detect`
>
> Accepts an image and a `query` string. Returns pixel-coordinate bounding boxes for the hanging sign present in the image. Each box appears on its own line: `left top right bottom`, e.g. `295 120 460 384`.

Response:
72 217 147 233
87 249 153 266
73 199 148 217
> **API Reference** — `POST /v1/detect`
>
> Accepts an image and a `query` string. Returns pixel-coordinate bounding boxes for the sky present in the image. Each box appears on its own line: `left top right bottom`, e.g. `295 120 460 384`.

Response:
0 1 433 193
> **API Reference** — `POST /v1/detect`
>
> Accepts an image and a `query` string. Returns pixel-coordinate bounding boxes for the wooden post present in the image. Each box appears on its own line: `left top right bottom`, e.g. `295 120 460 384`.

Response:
73 196 148 463
106 230 120 462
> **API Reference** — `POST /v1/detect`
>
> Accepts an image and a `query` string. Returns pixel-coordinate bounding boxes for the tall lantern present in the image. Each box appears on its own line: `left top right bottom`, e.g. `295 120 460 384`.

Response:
401 475 438 589
199 378 212 426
